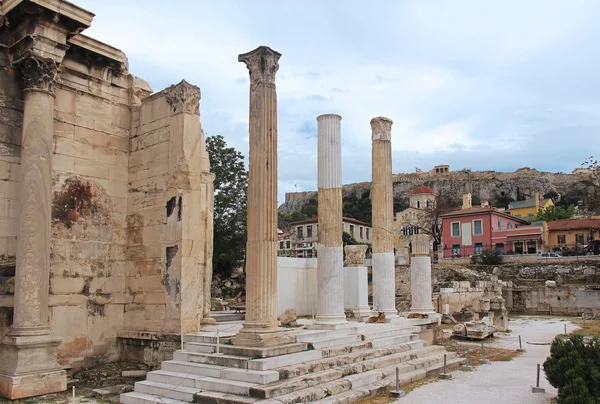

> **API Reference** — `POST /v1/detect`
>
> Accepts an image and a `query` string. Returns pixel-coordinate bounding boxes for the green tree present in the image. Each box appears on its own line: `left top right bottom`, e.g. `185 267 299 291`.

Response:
421 188 460 251
493 192 515 209
206 135 248 278
534 205 576 222
343 190 372 224
543 335 600 404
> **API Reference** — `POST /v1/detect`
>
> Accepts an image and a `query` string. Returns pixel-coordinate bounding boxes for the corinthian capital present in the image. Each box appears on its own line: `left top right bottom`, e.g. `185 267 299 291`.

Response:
238 46 281 87
370 116 393 142
16 55 59 94
164 80 201 115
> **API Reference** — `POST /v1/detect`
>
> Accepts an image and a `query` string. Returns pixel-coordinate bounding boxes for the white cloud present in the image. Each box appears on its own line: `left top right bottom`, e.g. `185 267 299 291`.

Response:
74 0 600 203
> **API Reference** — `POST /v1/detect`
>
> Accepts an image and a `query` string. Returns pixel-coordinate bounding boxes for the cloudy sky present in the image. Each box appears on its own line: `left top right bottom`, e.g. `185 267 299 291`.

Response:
77 0 600 204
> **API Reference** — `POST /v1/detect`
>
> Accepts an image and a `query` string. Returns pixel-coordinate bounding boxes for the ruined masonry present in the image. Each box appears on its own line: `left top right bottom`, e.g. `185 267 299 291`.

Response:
0 0 214 399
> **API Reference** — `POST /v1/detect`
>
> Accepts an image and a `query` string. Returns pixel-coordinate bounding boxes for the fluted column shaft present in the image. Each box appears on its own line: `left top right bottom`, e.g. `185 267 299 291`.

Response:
410 234 434 312
238 46 282 336
315 114 346 326
370 117 398 317
10 57 58 336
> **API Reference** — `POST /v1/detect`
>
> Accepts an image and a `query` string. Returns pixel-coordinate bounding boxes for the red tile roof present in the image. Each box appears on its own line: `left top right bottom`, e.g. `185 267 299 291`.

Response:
440 206 529 223
547 218 600 231
411 186 434 195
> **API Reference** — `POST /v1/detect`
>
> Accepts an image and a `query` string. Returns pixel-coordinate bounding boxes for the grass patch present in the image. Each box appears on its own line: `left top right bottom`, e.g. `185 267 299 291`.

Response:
569 318 600 338
447 343 522 363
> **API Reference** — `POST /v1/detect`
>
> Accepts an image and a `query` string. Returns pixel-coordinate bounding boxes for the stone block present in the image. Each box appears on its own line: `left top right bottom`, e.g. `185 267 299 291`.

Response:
90 277 126 294
50 277 85 294
54 137 95 161
133 292 166 305
49 294 88 307
0 369 66 399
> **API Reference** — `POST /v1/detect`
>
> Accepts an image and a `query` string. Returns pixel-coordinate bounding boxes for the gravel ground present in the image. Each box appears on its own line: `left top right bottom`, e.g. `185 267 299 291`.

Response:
393 317 579 404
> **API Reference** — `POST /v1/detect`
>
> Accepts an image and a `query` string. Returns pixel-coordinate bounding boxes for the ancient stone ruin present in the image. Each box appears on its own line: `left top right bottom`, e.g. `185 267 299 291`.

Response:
0 1 213 398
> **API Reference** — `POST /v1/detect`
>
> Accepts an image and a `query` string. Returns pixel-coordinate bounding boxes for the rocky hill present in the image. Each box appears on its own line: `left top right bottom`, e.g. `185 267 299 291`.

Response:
279 167 595 215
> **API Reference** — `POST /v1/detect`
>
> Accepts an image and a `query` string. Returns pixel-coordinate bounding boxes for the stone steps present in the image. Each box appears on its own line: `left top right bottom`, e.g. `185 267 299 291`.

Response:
161 360 279 384
146 370 257 396
183 333 236 344
234 346 448 401
183 342 307 358
121 324 457 404
276 340 427 380
306 334 362 349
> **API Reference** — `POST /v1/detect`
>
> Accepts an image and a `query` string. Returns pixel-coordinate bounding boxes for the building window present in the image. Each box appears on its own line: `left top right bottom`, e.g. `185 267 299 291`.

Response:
497 220 502 230
366 228 370 240
474 242 484 255
307 225 313 238
426 200 431 208
527 240 537 254
558 235 566 244
507 223 513 229
576 233 584 244
473 220 483 235
452 222 460 237
297 226 303 239
514 241 523 254
495 243 505 255
360 227 364 239
416 200 421 208
286 241 291 249
349 224 354 237
452 244 461 256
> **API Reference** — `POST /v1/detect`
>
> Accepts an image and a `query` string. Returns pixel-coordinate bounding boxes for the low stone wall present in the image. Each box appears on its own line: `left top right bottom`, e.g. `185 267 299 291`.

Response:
441 255 600 265
277 257 317 317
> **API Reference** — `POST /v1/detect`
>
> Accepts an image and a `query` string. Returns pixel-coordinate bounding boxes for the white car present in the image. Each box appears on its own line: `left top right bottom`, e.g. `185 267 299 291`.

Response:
539 252 562 258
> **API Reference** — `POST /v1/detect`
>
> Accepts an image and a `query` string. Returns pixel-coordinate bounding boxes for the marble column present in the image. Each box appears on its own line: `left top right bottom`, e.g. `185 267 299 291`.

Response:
370 117 398 318
0 55 66 398
235 46 291 347
343 245 372 320
410 234 434 313
314 114 346 326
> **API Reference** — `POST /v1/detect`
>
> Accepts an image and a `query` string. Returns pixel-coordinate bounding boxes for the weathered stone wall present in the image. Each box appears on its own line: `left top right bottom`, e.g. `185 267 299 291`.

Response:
123 81 214 338
0 32 213 369
46 45 136 368
392 262 600 317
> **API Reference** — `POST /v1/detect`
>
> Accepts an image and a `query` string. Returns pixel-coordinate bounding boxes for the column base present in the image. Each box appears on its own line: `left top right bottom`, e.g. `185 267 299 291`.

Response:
313 314 347 327
344 306 373 321
233 328 295 347
0 334 66 399
0 369 66 400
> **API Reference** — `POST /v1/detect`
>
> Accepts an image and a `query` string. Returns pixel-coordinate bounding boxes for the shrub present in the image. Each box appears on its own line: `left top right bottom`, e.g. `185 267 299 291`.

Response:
470 249 503 265
543 335 600 404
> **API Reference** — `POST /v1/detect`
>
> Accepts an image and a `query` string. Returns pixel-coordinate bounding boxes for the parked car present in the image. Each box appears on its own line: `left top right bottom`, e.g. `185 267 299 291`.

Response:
539 252 562 258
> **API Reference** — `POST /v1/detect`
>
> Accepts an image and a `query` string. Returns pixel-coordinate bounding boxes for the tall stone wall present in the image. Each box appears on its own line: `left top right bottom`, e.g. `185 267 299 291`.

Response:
46 41 135 368
121 80 214 347
0 18 214 370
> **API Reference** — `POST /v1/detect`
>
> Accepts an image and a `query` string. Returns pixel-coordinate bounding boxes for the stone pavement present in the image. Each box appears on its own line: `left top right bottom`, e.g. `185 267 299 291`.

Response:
393 317 579 404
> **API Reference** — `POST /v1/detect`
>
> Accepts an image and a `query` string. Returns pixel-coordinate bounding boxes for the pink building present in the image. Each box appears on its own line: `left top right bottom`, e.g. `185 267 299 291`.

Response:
440 193 544 258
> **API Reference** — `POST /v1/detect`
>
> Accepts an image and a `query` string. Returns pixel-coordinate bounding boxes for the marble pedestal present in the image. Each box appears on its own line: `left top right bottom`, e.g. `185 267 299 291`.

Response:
344 266 372 320
0 335 66 399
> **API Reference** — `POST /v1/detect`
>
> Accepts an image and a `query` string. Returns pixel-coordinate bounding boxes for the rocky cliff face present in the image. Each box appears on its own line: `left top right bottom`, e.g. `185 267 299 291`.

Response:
279 167 592 214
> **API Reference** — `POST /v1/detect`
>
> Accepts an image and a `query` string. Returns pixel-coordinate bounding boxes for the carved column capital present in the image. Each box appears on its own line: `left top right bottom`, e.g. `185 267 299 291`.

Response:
16 55 59 94
238 46 281 87
164 80 200 115
370 116 393 142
